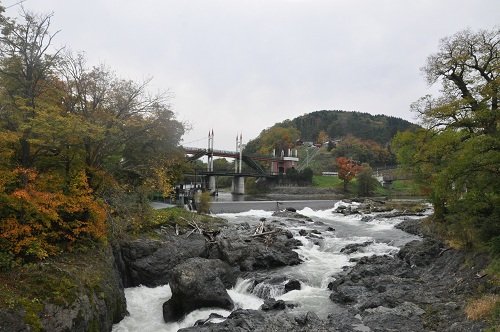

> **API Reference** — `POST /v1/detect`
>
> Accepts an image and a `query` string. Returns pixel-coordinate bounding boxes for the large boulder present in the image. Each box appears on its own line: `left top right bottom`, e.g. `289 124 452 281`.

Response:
397 238 442 267
209 225 301 271
118 234 208 287
339 241 373 255
163 258 236 322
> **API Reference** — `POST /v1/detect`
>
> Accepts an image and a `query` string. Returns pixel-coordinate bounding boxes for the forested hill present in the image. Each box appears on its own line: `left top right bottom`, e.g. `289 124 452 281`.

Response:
280 110 419 145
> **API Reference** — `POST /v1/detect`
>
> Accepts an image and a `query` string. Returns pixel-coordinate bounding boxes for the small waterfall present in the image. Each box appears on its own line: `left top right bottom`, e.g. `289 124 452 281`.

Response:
252 281 286 299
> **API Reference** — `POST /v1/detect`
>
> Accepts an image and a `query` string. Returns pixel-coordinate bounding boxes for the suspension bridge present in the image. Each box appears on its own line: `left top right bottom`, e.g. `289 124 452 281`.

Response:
182 131 299 195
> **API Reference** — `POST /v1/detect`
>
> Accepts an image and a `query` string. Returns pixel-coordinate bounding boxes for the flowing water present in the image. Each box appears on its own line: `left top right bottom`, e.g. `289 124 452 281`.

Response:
113 201 428 332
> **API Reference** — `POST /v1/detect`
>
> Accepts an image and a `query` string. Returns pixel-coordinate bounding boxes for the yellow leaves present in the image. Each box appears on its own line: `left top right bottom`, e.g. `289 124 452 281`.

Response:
150 157 188 198
0 167 107 261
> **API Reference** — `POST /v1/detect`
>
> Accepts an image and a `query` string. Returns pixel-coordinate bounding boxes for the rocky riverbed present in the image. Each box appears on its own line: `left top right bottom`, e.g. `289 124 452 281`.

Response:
112 200 495 332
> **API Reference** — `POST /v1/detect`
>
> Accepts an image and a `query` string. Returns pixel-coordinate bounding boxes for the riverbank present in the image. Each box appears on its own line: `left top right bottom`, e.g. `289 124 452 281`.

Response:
176 212 495 331
113 199 497 331
2 199 495 331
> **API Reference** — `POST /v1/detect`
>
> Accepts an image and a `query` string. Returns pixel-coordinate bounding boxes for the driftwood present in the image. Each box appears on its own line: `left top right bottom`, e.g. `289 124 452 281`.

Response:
185 228 196 238
202 230 220 243
179 216 203 234
254 221 265 235
250 229 280 237
439 247 451 256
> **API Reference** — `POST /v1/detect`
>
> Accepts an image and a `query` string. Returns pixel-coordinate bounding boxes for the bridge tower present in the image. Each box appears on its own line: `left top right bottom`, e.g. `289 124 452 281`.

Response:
232 133 245 195
207 129 216 193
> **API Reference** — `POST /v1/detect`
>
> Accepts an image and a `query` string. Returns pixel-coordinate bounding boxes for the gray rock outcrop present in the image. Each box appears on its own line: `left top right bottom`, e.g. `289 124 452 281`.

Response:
163 258 236 322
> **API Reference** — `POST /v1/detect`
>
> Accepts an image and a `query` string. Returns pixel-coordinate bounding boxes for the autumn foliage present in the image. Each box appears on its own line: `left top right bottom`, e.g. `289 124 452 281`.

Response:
0 168 106 260
0 9 184 264
336 157 362 191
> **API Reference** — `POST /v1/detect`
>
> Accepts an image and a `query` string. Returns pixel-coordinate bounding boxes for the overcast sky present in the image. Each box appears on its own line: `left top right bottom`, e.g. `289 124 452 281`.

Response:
6 0 500 150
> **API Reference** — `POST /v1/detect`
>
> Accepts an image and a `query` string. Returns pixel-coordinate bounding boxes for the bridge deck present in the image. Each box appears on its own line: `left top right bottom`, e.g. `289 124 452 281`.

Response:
186 170 277 177
183 147 286 162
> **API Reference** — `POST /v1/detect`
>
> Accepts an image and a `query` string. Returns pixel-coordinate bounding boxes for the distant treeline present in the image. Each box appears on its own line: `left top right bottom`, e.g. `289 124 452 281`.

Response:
281 110 419 145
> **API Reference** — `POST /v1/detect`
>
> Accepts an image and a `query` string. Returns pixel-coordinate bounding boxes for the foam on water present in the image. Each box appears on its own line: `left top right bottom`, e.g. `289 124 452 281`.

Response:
112 285 173 332
277 284 333 318
228 279 264 310
216 209 272 221
113 203 426 330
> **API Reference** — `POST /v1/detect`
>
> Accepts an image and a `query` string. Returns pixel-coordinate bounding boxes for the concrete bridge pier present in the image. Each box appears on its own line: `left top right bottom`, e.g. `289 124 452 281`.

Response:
208 175 217 194
231 176 245 195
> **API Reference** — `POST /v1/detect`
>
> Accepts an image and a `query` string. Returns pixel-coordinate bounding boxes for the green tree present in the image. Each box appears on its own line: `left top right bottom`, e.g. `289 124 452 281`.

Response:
245 126 300 155
356 164 378 197
393 27 500 248
332 135 393 166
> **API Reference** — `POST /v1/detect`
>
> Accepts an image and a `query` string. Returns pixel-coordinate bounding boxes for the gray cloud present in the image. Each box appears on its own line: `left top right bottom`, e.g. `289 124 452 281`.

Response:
8 0 500 149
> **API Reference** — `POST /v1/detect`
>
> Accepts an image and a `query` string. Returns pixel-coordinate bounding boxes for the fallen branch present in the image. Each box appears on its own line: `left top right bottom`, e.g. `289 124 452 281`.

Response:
438 247 451 256
250 229 280 237
185 228 196 238
254 221 265 235
179 216 203 234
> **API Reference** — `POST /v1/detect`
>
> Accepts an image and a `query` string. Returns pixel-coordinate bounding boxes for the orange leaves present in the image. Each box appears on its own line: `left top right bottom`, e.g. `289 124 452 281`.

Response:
0 168 107 261
336 157 362 181
336 157 362 191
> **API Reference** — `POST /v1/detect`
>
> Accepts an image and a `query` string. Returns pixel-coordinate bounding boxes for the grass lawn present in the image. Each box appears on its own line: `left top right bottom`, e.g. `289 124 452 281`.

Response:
312 175 343 188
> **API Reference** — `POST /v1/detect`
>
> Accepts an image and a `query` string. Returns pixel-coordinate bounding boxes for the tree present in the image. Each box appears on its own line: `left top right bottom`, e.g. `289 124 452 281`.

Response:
417 28 498 134
356 164 378 197
332 135 393 166
393 27 500 248
59 52 184 190
316 130 329 145
0 9 62 169
336 157 362 192
245 126 300 155
0 8 186 263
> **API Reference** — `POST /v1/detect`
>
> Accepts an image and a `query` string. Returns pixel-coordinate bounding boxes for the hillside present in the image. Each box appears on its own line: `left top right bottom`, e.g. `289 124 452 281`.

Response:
283 110 419 145
244 110 419 166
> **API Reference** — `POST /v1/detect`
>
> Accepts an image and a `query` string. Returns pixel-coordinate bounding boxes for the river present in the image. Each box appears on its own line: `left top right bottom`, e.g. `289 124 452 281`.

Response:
112 200 427 332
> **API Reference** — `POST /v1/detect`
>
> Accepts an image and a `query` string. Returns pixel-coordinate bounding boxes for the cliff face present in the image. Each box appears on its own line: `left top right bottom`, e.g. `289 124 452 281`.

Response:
0 245 126 332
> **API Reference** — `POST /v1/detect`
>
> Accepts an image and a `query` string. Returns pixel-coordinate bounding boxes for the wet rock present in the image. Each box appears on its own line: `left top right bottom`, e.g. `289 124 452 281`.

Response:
329 289 356 304
194 313 226 326
298 229 308 236
327 234 490 332
286 207 297 212
260 298 290 311
362 302 426 331
397 238 442 267
395 218 425 236
162 258 235 322
119 235 208 287
360 215 374 222
340 241 373 255
284 279 301 292
326 227 335 232
211 226 301 272
273 210 313 222
179 309 333 332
